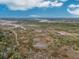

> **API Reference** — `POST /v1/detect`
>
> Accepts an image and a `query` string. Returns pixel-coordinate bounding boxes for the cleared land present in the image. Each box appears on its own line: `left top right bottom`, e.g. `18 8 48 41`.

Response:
0 19 79 59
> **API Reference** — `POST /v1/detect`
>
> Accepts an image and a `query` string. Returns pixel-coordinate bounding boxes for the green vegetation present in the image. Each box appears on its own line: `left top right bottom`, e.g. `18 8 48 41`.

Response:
0 20 79 59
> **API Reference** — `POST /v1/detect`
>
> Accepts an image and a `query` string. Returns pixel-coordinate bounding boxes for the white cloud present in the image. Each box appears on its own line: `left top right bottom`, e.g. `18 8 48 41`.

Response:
60 0 68 2
67 4 79 16
0 0 66 10
38 1 51 8
7 0 44 10
68 4 79 8
29 15 41 17
50 1 63 7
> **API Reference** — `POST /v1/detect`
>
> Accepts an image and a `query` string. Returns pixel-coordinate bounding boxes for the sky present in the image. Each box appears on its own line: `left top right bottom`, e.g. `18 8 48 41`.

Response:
0 0 79 18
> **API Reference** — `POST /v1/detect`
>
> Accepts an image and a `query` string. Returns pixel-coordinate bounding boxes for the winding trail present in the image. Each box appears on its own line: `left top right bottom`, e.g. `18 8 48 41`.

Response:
1 23 26 46
4 28 20 46
9 29 19 46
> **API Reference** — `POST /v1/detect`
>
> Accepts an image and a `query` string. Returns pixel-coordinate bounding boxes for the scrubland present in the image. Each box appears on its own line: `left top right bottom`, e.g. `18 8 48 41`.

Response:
0 20 79 59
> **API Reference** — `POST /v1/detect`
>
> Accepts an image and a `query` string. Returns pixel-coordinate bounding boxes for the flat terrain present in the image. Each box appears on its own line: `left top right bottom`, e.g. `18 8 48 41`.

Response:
0 19 79 59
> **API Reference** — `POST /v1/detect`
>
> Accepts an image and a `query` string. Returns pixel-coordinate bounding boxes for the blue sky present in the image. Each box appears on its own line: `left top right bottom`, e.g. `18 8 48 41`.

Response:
0 0 79 18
